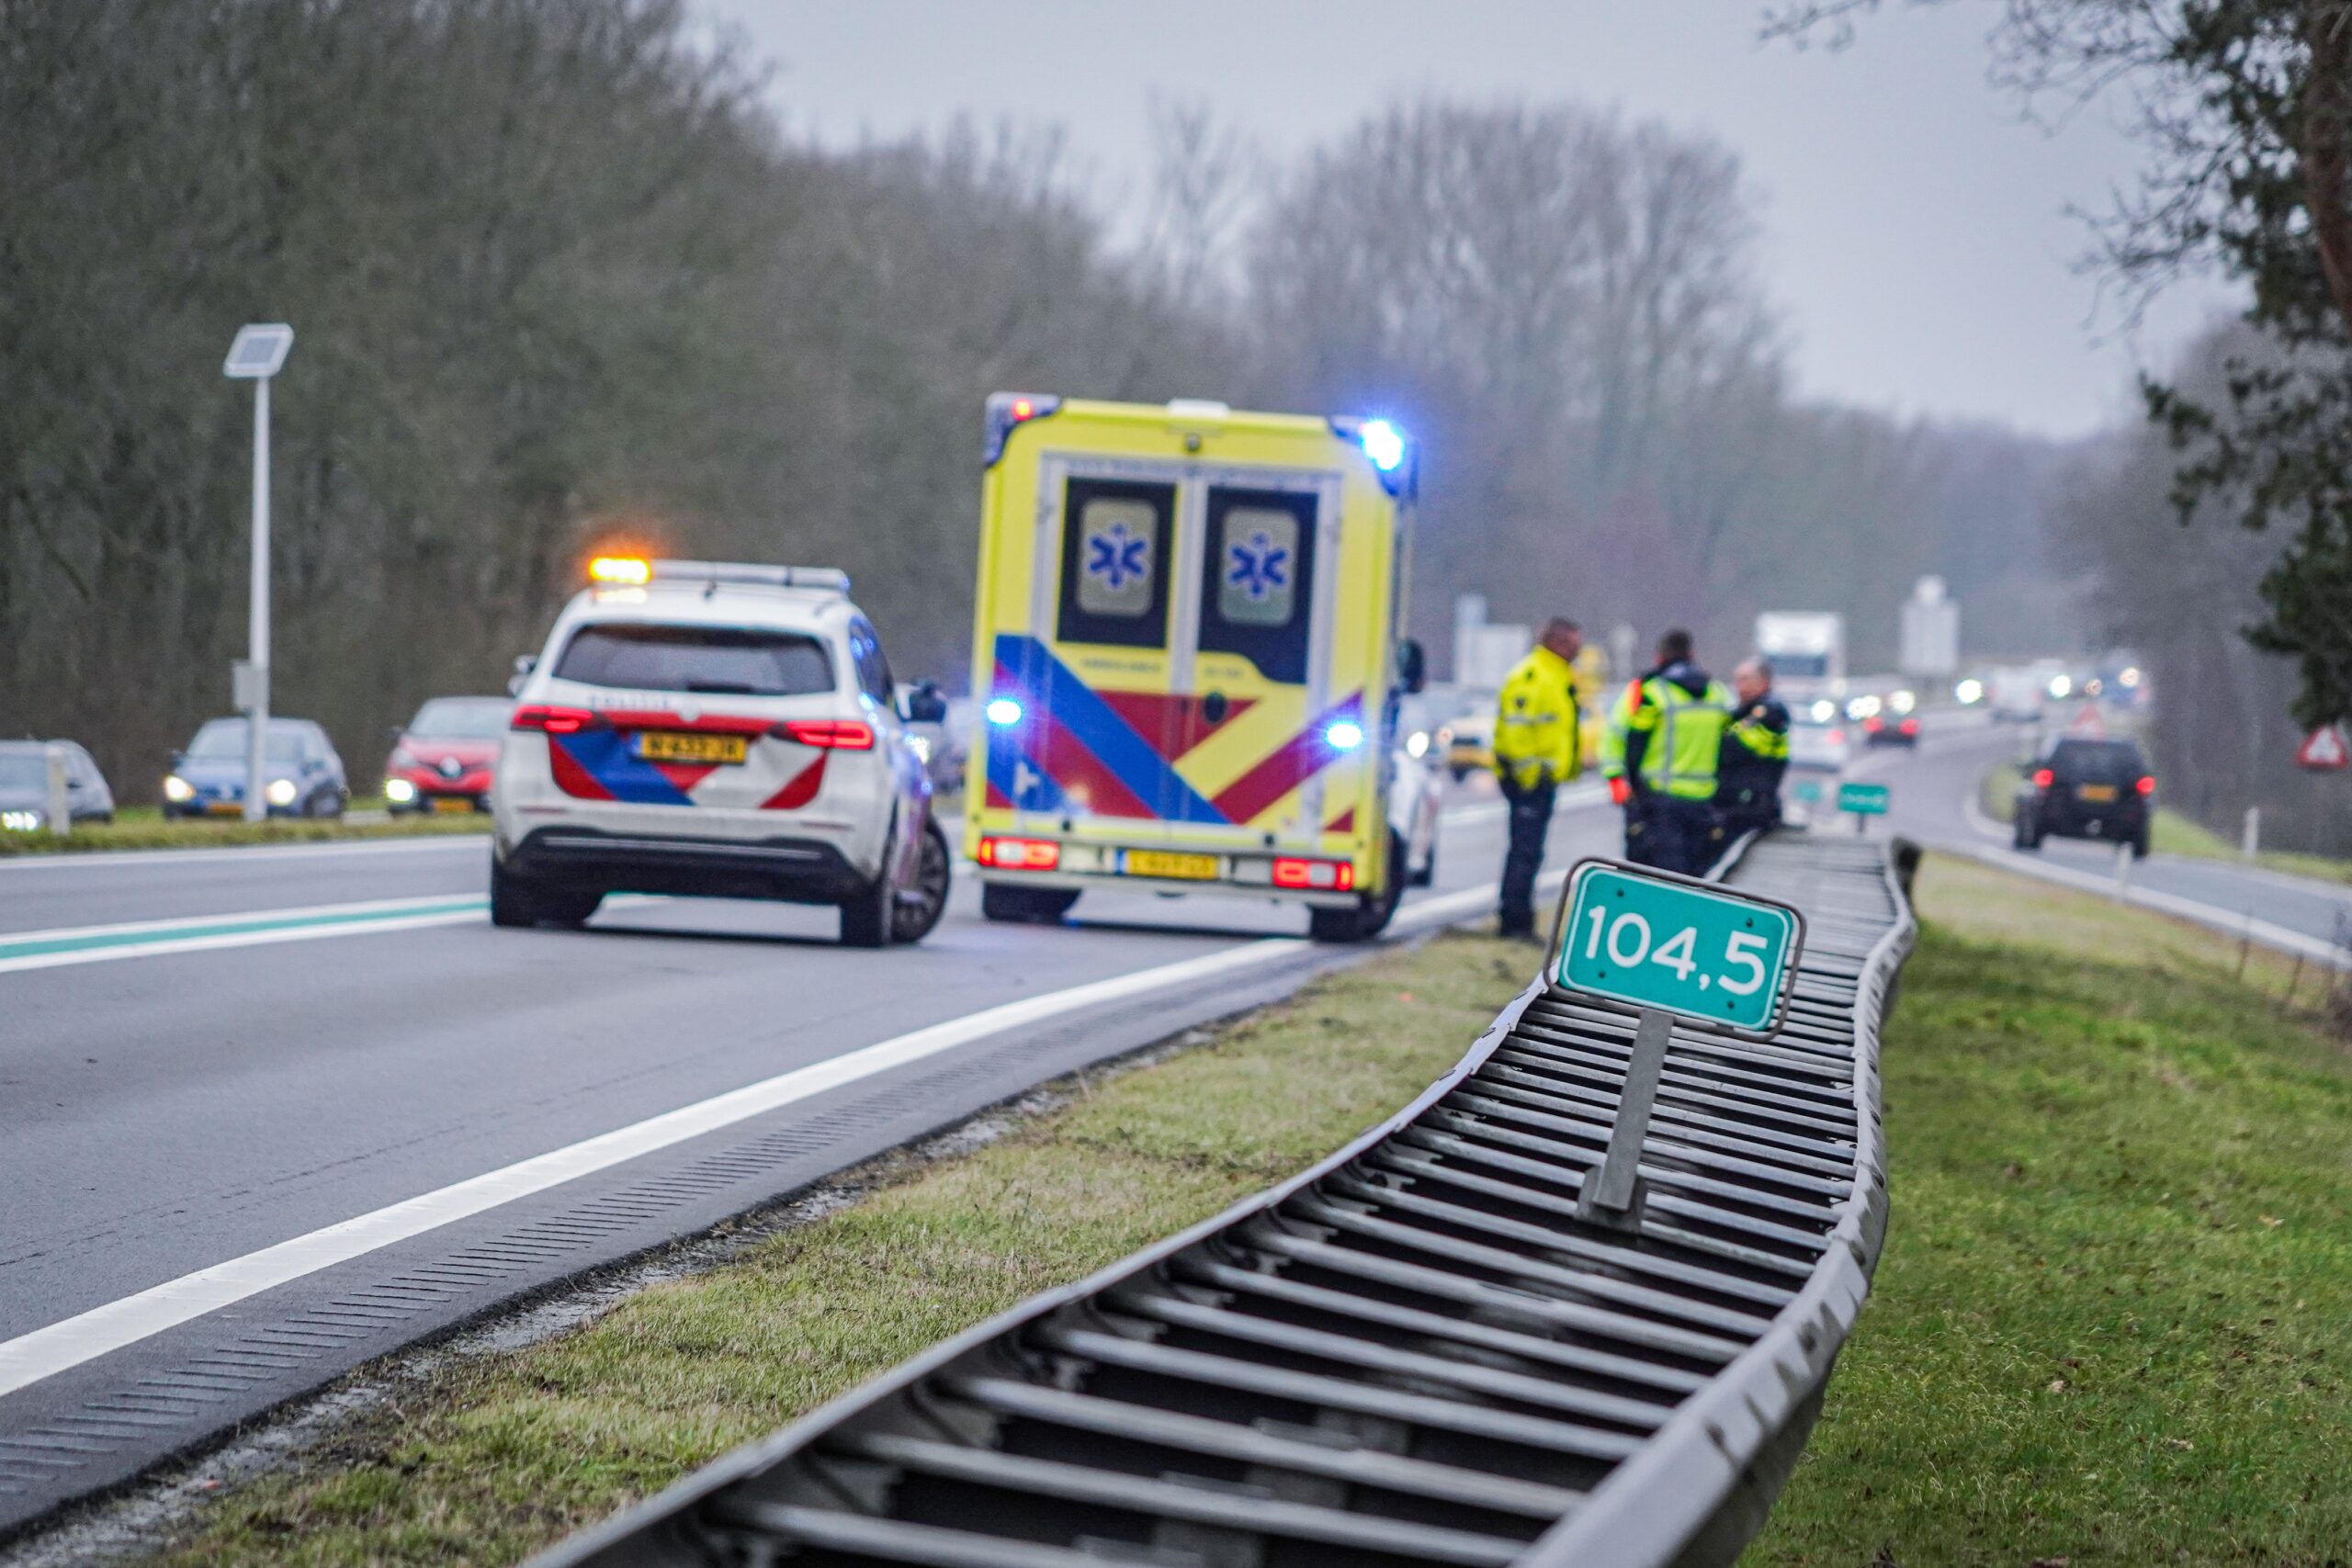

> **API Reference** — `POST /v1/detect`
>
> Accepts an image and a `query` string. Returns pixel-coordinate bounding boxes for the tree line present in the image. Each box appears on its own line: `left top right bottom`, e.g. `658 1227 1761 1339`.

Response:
3 0 2073 799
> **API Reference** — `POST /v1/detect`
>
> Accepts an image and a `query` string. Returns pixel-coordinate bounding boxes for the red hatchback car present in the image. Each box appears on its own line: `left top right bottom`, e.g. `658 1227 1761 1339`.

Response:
384 696 511 814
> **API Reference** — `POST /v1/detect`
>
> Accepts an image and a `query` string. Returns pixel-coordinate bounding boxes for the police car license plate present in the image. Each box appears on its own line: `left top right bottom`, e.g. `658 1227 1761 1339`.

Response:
2077 784 2118 803
635 731 747 764
1122 850 1219 881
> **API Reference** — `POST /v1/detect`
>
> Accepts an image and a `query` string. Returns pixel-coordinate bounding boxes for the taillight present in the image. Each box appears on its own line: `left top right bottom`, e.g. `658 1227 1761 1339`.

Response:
1828 729 1847 745
1863 716 1883 732
779 719 876 750
2033 768 2054 789
978 836 1059 870
512 704 601 735
2135 774 2155 795
1272 857 1354 892
1900 717 1919 735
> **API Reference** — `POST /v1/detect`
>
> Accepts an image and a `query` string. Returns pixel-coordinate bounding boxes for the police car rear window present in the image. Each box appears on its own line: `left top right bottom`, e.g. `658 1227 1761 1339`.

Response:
555 624 834 696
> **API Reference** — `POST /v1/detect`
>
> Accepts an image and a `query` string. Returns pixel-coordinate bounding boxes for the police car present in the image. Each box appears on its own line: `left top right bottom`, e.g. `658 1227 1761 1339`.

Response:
490 558 951 946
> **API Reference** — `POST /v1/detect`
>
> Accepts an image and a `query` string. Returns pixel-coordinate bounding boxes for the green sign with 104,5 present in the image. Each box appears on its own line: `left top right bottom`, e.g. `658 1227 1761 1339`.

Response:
1555 861 1801 1033
1838 781 1890 816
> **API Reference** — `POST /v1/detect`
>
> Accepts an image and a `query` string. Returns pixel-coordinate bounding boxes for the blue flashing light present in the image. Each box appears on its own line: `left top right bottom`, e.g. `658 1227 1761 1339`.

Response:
1325 719 1365 751
986 697 1023 728
1358 419 1406 473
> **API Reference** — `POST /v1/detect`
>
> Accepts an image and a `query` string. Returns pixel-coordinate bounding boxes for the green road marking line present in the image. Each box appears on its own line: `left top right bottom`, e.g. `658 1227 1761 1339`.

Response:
0 899 487 964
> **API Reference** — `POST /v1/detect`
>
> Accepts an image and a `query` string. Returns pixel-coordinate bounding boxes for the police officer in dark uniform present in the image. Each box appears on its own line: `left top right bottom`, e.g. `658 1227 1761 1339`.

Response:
1715 657 1791 840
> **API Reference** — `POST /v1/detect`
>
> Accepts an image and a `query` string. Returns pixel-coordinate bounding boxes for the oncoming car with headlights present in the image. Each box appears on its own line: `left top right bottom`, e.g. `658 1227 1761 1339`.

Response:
164 717 346 818
489 558 950 947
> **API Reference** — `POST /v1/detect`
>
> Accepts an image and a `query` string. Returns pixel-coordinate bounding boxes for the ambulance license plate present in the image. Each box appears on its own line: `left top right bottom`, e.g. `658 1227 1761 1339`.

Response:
2077 784 2118 803
1122 850 1219 881
635 731 747 764
430 795 474 814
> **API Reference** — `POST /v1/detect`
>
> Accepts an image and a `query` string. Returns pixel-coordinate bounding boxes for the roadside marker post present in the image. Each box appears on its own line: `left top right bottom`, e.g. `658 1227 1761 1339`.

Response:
1838 779 1890 834
1550 859 1804 1229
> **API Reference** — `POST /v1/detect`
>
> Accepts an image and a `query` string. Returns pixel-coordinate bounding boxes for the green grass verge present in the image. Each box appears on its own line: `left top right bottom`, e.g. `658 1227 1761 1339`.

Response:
0 807 488 856
146 933 1536 1567
1753 853 2352 1565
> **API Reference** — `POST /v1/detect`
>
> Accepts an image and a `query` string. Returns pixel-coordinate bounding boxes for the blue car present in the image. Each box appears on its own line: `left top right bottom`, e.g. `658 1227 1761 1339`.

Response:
163 717 348 818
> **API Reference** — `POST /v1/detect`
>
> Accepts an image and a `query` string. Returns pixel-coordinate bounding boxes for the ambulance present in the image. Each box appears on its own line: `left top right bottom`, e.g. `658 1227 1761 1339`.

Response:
964 394 1423 942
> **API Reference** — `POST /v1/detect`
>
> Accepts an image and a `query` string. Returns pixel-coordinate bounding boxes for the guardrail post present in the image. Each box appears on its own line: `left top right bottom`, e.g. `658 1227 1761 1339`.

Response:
1577 1007 1670 1231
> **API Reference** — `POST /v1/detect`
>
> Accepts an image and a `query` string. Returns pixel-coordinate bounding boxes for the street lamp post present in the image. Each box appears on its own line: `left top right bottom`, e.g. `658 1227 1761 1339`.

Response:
223 323 294 823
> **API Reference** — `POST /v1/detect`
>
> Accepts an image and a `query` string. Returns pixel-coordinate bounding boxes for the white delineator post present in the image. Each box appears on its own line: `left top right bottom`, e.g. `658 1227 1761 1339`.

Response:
223 324 293 824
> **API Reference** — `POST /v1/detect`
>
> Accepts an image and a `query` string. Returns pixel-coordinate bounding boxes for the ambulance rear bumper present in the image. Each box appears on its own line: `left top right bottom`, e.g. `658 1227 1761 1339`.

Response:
974 868 1361 909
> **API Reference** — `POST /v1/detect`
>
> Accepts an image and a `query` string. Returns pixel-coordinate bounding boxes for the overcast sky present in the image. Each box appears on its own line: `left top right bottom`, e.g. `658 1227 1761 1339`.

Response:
700 0 2240 441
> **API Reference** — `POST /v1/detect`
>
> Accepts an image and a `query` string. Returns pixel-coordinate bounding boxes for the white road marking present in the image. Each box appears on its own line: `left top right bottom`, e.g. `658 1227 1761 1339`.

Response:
0 856 1577 1401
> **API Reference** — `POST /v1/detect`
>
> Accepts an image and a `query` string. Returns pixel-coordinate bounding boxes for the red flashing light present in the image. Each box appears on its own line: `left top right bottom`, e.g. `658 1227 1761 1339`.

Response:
1272 857 1354 892
512 704 601 736
2135 774 2155 795
2033 768 2054 789
1011 397 1035 421
779 719 876 750
978 836 1060 871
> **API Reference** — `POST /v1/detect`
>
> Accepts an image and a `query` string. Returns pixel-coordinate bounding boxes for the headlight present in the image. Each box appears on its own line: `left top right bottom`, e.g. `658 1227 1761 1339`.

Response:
163 774 194 803
907 735 933 764
1 809 42 832
1406 730 1430 759
1890 690 1916 715
266 778 299 807
2048 674 2072 698
1810 699 1837 722
383 778 417 805
1954 678 1984 705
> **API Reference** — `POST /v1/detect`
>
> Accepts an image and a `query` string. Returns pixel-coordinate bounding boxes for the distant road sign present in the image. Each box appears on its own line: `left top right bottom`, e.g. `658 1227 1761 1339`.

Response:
2295 724 2348 772
1838 781 1890 816
1555 861 1802 1034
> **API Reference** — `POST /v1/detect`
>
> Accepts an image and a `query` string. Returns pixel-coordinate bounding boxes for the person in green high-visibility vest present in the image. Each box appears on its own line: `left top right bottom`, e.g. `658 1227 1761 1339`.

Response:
1621 628 1735 876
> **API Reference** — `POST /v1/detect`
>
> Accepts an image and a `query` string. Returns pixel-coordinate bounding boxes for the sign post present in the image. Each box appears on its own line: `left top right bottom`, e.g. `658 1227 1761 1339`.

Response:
1838 779 1890 834
1552 860 1804 1228
223 323 294 823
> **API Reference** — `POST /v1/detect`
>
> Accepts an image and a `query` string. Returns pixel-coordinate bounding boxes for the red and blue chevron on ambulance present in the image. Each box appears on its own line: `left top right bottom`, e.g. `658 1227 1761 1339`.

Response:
966 394 1427 942
489 557 951 947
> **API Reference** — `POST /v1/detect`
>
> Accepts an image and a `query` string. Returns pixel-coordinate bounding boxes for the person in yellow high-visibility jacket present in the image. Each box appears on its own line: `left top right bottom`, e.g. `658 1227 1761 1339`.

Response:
1570 642 1610 770
1491 618 1583 939
1621 627 1735 875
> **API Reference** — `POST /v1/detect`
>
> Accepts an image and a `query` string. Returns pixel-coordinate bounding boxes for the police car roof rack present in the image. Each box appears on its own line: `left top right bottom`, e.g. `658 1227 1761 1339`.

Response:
650 560 850 594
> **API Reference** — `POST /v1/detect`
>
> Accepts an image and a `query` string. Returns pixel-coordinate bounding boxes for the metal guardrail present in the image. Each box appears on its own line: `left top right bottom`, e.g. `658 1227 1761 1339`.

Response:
535 831 1917 1568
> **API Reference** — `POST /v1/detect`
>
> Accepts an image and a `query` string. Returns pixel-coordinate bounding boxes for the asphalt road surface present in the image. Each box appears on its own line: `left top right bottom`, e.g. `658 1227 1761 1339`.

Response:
0 788 1624 1530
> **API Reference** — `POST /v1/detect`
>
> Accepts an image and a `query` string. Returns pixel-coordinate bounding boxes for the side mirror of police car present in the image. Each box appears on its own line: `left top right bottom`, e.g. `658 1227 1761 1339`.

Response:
1396 637 1428 695
506 653 537 698
901 681 948 726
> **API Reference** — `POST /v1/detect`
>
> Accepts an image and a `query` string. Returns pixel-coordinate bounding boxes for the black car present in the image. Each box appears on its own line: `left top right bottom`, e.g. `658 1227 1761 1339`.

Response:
2013 738 2153 856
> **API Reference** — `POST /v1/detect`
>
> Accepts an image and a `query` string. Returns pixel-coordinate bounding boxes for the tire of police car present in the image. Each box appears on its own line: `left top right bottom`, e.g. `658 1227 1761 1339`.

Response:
489 856 601 929
980 885 1081 924
888 818 953 945
1309 830 1405 943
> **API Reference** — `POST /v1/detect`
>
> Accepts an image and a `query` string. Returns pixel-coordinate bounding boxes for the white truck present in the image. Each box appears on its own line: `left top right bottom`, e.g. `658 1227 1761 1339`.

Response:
1755 612 1846 703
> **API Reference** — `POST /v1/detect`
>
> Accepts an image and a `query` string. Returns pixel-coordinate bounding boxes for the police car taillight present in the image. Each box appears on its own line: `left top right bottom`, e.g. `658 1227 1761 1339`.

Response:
978 836 1059 871
1272 857 1353 892
777 719 875 750
512 704 602 735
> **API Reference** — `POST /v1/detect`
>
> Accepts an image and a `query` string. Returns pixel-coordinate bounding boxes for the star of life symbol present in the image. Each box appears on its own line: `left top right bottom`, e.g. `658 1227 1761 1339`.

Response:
1086 522 1149 591
1227 530 1289 601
